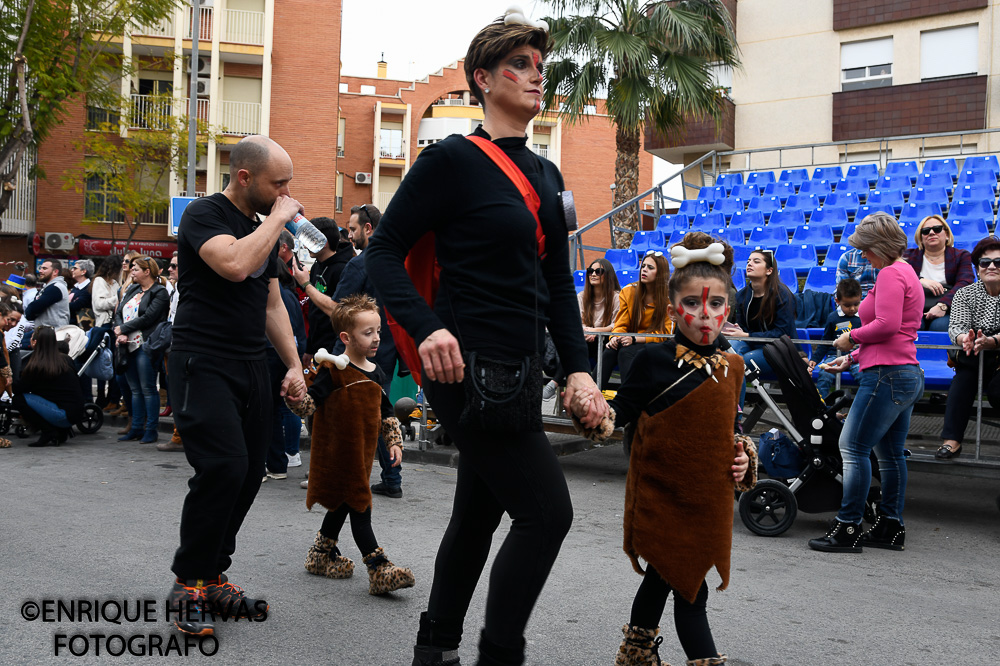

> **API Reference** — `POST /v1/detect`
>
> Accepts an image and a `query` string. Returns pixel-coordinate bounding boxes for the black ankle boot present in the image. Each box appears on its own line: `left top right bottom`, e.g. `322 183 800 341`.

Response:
28 431 60 448
412 612 462 666
808 519 863 553
860 513 905 551
476 631 525 666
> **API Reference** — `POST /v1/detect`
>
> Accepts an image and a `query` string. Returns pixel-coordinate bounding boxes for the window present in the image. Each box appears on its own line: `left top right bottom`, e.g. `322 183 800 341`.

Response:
221 172 231 190
86 105 120 130
360 84 376 95
841 38 892 91
339 83 348 93
337 118 345 157
711 63 733 97
380 128 403 159
84 172 123 222
336 172 343 213
921 25 978 81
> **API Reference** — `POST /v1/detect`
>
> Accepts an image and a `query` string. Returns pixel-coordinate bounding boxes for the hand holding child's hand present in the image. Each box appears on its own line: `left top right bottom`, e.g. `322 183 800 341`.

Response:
832 331 853 352
732 440 749 482
389 445 402 467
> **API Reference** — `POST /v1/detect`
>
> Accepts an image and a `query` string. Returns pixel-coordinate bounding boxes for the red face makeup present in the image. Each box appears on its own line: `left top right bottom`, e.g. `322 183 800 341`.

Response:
673 279 730 348
502 69 519 83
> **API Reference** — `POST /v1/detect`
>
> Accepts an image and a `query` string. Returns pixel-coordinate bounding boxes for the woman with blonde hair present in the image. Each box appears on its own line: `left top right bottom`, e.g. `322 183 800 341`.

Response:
902 214 974 331
810 212 924 553
598 251 673 389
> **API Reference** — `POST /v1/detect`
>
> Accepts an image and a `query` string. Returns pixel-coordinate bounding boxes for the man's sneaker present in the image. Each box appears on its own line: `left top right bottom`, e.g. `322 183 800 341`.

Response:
204 574 269 620
168 578 214 636
286 453 302 467
542 380 559 400
300 479 308 489
266 471 287 480
371 481 402 499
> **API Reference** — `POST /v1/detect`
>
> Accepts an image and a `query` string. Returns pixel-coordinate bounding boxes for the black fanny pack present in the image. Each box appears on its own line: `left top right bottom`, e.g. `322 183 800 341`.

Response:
458 352 543 433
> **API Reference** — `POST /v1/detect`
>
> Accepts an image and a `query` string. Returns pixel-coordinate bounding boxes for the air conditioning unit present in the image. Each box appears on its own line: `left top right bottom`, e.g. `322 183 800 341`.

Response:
355 172 373 185
44 233 76 251
185 56 210 75
199 0 215 7
196 76 210 97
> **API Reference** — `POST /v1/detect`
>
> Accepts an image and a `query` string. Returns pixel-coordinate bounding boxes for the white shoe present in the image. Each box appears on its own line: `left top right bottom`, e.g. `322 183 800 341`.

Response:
266 471 287 480
542 380 559 400
300 479 309 489
299 421 309 437
287 453 302 467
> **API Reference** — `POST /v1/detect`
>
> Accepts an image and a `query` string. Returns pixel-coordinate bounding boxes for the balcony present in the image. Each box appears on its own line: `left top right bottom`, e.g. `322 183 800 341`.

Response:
379 148 405 160
219 100 262 136
223 10 265 45
129 94 209 130
184 7 213 41
833 0 987 30
643 97 735 164
133 16 174 38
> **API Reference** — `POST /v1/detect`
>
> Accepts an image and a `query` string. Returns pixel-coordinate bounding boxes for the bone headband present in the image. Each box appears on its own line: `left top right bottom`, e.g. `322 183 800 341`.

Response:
669 242 726 269
504 4 548 32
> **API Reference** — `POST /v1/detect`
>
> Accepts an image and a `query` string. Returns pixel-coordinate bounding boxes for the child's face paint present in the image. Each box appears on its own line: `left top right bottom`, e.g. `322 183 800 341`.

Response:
672 278 729 347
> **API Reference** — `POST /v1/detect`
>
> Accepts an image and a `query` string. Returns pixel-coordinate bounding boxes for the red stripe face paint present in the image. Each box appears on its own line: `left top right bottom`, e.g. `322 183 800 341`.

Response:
715 314 725 326
702 332 709 344
702 287 710 318
503 70 519 83
678 306 695 327
533 52 542 82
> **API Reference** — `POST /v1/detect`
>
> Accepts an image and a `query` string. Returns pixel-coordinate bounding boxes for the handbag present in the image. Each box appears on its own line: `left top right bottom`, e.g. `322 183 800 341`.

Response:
143 320 172 355
757 428 804 479
458 352 544 433
113 343 128 375
84 346 115 381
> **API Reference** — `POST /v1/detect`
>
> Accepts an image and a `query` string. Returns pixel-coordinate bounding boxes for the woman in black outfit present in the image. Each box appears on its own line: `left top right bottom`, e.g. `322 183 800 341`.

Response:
13 326 84 447
365 13 608 666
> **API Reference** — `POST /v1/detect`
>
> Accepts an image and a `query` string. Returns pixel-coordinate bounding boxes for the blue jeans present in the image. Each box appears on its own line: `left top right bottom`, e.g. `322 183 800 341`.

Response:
22 394 70 429
815 355 863 398
837 365 924 524
923 314 949 332
729 340 774 408
124 346 159 432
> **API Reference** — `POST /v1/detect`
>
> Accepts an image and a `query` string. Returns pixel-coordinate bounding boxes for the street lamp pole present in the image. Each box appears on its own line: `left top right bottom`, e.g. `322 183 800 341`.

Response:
186 0 200 196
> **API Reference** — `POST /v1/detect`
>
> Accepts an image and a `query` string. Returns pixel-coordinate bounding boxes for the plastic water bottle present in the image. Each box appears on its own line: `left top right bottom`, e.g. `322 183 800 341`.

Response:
285 213 327 253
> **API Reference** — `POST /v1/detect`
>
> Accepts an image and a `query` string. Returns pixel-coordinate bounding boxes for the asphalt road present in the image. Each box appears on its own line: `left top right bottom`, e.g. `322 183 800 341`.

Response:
1 428 998 665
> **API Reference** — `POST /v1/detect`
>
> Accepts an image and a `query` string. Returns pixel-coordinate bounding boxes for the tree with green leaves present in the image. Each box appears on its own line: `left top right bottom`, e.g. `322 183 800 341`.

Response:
62 92 220 249
0 0 180 230
542 0 740 247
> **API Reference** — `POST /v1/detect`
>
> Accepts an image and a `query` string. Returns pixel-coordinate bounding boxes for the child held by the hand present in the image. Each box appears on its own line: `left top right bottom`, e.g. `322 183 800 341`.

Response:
287 293 414 596
572 232 758 666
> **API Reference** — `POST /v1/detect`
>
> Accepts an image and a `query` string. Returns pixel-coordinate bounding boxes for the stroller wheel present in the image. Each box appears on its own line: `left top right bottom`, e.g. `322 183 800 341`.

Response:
76 403 104 435
15 424 27 438
738 479 798 536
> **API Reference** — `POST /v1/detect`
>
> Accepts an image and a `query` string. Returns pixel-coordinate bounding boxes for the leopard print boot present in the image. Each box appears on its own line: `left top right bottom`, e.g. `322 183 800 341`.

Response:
686 656 727 665
304 531 354 578
363 547 415 595
615 624 668 666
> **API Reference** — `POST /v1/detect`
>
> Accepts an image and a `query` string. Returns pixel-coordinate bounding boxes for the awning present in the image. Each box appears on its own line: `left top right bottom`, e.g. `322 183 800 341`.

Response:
77 238 178 259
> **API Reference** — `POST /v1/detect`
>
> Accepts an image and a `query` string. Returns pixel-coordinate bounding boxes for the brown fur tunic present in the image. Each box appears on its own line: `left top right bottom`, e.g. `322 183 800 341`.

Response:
305 363 382 514
623 354 744 605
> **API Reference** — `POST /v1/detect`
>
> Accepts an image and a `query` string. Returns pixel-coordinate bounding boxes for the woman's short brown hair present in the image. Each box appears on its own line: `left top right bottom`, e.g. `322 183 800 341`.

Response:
848 212 907 263
914 214 953 250
971 236 1000 265
464 19 551 107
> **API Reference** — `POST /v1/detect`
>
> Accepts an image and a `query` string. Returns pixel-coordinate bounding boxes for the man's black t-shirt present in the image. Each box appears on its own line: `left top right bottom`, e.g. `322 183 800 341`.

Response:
172 193 279 360
305 241 354 355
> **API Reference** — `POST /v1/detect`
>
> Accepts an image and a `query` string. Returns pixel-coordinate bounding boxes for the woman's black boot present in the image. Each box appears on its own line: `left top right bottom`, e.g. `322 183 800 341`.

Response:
28 430 60 448
860 513 905 551
808 520 863 553
476 631 525 666
412 611 462 666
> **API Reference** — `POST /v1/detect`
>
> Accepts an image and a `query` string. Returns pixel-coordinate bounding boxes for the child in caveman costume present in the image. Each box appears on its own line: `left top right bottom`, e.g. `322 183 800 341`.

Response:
287 293 415 596
572 232 758 666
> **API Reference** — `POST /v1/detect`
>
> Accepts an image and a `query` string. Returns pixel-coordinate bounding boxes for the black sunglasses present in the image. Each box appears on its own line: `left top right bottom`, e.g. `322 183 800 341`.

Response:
978 258 1000 268
169 263 178 268
587 267 606 276
355 203 370 225
920 225 945 236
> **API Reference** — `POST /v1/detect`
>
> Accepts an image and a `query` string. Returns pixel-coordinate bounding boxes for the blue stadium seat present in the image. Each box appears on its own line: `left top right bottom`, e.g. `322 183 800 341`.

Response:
769 208 806 229
956 184 997 204
732 245 756 265
656 214 689 233
846 163 880 187
783 193 819 220
712 227 746 246
763 181 797 205
617 269 639 286
804 266 837 293
730 183 760 200
690 211 726 232
678 199 712 217
775 244 819 276
916 331 954 390
899 201 944 224
795 327 812 358
909 186 950 209
605 248 640 270
746 171 776 188
746 195 783 222
949 198 995 221
953 238 979 253
808 206 849 234
957 169 999 194
629 230 665 255
813 166 844 182
823 191 861 219
698 185 728 202
792 223 835 250
916 171 956 195
574 270 586 291
963 155 1000 176
949 218 991 243
748 225 789 248
884 161 919 186
866 189 905 215
877 174 914 193
834 176 872 202
731 269 746 291
825 244 851 265
778 267 799 292
667 230 691 246
856 202 896 219
712 197 745 221
779 168 810 190
715 172 744 194
798 179 832 203
730 209 766 230
922 158 959 182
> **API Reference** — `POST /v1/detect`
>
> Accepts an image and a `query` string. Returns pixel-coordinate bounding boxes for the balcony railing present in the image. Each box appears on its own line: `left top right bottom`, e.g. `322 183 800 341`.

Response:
179 191 207 198
219 100 261 135
533 146 549 159
379 148 404 159
184 7 213 41
129 94 209 130
434 98 466 106
133 16 173 37
223 9 264 45
378 191 394 211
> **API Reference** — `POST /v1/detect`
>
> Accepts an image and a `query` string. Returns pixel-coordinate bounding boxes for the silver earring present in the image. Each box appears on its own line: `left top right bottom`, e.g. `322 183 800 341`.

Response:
484 87 490 94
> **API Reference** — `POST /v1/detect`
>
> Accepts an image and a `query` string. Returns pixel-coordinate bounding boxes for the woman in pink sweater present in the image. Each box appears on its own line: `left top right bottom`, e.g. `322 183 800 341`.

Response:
809 212 925 554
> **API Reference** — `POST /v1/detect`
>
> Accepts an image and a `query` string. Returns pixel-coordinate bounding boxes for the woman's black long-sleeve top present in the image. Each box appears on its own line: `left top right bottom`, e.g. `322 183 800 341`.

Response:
365 126 589 373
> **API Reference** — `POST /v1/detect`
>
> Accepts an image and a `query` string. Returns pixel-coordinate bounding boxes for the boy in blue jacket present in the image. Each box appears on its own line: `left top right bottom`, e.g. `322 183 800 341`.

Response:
808 278 863 398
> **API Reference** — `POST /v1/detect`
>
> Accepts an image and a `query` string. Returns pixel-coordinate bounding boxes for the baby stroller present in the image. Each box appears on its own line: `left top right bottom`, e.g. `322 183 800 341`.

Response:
737 335 881 536
0 327 106 439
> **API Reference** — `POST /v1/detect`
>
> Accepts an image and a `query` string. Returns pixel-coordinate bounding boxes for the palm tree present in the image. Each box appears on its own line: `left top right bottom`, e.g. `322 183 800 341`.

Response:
543 0 740 247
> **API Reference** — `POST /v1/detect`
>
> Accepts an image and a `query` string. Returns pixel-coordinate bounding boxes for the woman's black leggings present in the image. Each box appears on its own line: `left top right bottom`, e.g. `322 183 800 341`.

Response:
320 504 378 557
422 379 574 651
630 567 717 660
